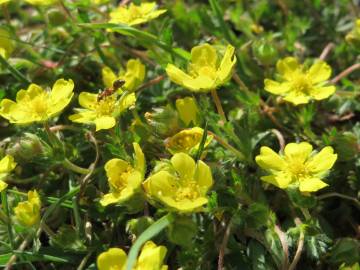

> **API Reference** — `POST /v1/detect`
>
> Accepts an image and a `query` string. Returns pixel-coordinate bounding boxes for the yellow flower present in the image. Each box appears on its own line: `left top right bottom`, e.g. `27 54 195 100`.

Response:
345 19 360 45
175 97 199 126
264 57 336 105
25 0 57 5
109 2 166 26
100 143 145 206
0 28 15 59
143 153 213 213
166 43 237 93
0 79 74 124
69 91 135 131
102 59 146 93
14 190 41 227
0 0 10 4
0 155 17 192
165 127 213 155
97 241 168 270
255 142 337 192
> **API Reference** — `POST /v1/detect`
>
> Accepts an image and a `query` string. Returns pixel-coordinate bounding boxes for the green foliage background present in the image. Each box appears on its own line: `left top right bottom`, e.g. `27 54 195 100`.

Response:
0 0 359 269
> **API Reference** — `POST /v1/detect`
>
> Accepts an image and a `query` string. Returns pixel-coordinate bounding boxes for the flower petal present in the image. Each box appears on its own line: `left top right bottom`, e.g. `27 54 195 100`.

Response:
171 153 196 179
194 160 213 192
283 91 311 105
97 248 127 270
133 143 145 175
299 178 328 192
143 171 178 197
50 79 74 102
175 97 198 126
68 111 97 124
307 61 332 83
190 43 218 70
166 64 193 87
78 92 98 110
0 155 16 174
306 146 337 174
160 196 208 212
137 241 167 270
216 45 236 83
276 57 300 80
261 172 292 189
255 146 286 171
284 142 313 163
94 116 116 131
0 180 8 192
310 85 336 100
105 158 130 180
264 79 291 94
102 67 117 89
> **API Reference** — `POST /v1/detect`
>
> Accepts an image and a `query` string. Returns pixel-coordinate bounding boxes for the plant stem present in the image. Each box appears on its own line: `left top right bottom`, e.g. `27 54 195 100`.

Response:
208 131 246 161
211 89 227 123
0 54 30 84
318 192 360 210
1 190 14 249
62 158 91 175
4 233 33 270
289 218 305 270
218 218 232 270
330 62 360 84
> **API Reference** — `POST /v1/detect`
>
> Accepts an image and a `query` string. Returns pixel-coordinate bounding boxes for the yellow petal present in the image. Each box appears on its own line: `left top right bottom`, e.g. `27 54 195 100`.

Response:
276 57 300 80
143 171 177 197
0 155 16 174
78 92 98 110
97 248 127 270
100 189 133 206
0 99 33 124
0 180 8 192
160 196 208 212
95 116 116 131
105 158 130 180
307 61 332 83
68 111 97 124
137 241 167 270
123 59 146 92
102 67 117 89
216 45 237 83
118 93 136 114
133 143 145 175
190 43 218 71
284 142 313 163
255 146 286 171
283 91 311 105
166 64 194 87
182 74 216 92
17 84 44 101
170 153 196 179
194 160 213 192
175 97 198 126
264 79 291 94
299 178 328 192
261 172 292 189
310 85 336 100
50 79 74 102
306 146 337 174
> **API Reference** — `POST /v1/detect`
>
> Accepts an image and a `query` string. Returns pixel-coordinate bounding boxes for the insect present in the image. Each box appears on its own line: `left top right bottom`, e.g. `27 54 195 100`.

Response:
97 79 126 101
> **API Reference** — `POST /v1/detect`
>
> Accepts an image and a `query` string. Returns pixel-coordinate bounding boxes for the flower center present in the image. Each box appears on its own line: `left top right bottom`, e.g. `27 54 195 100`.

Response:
174 181 200 201
168 132 202 151
30 94 48 116
292 74 312 94
287 160 309 179
95 96 116 117
110 165 134 191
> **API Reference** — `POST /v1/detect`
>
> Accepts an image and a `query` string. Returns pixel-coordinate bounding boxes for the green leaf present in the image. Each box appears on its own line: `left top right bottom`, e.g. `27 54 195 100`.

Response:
125 213 175 270
330 238 360 265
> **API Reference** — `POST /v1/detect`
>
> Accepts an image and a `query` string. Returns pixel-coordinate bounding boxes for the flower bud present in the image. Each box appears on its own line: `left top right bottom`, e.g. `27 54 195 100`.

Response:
47 8 67 26
252 38 278 66
175 97 199 126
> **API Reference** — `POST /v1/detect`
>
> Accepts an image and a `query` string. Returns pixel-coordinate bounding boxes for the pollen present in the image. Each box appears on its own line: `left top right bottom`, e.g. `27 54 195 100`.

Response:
95 96 116 116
